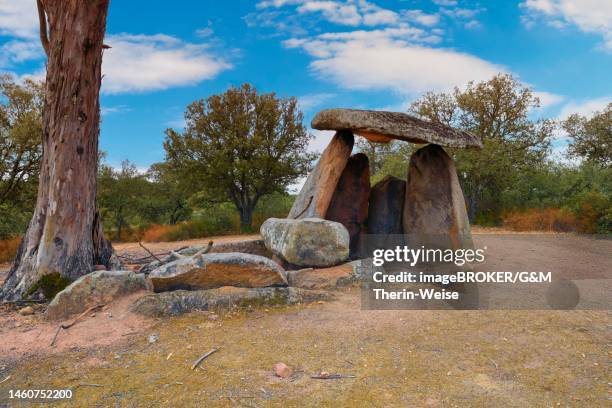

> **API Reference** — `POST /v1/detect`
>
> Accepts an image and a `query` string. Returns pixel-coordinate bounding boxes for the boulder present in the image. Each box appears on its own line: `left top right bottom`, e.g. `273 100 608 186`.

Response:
325 153 370 258
130 286 332 317
403 144 473 251
312 109 482 149
286 263 354 290
148 252 287 292
288 130 354 219
367 175 406 235
46 270 151 321
260 218 350 267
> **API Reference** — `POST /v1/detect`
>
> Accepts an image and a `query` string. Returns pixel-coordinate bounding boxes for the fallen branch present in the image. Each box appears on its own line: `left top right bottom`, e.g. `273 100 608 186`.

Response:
191 347 219 370
0 375 10 384
77 383 104 388
116 246 189 264
139 242 162 262
193 241 214 258
50 303 106 347
311 373 356 380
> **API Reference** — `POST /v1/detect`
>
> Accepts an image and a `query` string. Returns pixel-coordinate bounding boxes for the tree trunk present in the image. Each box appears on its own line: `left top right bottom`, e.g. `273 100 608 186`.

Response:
0 0 114 301
239 206 254 232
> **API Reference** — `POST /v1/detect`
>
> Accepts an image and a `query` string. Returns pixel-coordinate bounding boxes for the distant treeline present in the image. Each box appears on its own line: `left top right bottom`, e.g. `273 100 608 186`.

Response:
0 74 610 254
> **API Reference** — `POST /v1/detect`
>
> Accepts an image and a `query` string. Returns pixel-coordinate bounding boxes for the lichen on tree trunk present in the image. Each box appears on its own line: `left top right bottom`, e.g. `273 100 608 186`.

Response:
0 0 114 301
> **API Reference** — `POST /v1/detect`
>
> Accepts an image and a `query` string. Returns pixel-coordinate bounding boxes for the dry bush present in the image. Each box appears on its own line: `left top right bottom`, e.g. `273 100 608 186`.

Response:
142 224 179 242
0 236 21 263
502 208 577 232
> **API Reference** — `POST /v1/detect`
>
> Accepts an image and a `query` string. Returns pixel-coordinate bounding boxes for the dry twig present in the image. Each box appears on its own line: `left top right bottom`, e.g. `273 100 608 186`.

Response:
50 303 106 346
138 242 162 262
191 347 219 370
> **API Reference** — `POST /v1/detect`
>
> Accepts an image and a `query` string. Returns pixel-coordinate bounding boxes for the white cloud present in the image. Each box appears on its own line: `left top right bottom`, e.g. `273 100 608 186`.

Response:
557 96 611 119
534 91 565 108
521 0 612 51
102 34 231 94
403 10 440 27
432 0 458 6
0 0 38 39
101 105 131 116
298 92 336 111
285 27 504 95
258 0 401 27
0 39 43 67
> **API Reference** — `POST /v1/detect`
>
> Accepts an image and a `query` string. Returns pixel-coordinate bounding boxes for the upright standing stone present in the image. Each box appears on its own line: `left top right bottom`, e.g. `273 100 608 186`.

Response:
288 130 354 219
403 144 473 250
326 153 370 257
367 175 406 235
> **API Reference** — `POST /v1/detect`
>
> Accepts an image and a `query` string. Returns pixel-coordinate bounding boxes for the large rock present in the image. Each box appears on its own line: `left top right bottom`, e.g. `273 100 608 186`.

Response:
312 109 482 149
261 218 350 267
46 270 151 320
148 252 287 292
325 153 370 257
288 130 354 219
403 144 473 250
131 286 332 317
367 175 406 235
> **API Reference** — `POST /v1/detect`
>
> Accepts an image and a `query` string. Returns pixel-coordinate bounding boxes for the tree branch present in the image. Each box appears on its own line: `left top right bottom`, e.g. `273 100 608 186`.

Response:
36 0 50 57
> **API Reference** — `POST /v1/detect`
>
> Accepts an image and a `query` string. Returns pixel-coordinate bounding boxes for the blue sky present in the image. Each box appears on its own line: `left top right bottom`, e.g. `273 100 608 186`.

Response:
1 0 610 170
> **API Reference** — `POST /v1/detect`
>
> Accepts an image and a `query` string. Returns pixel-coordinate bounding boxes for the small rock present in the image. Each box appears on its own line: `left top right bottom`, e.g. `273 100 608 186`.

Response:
208 314 219 321
19 306 34 316
273 362 293 379
93 264 107 271
148 334 159 344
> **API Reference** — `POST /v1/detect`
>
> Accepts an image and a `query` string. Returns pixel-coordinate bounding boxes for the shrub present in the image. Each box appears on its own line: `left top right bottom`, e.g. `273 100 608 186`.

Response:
502 208 577 232
571 191 611 234
0 236 21 263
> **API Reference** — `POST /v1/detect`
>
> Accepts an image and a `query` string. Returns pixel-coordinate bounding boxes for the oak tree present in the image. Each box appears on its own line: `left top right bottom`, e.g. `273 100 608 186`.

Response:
163 84 314 230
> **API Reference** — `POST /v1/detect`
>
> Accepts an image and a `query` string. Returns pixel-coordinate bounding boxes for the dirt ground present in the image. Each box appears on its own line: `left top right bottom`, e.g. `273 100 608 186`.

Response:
0 232 610 407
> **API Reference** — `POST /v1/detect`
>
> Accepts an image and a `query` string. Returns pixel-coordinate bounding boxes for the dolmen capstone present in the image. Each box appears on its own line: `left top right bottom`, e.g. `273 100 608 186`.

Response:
261 108 481 268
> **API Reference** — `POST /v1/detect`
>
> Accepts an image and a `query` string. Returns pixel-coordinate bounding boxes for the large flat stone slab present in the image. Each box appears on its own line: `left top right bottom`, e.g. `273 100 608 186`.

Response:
403 144 473 250
312 109 482 148
325 153 370 258
261 218 349 267
131 286 332 317
367 175 406 235
148 252 288 292
288 130 354 219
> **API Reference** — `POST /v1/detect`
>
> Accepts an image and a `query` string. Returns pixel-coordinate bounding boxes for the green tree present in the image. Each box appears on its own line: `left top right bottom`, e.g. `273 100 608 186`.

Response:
563 103 611 166
0 75 43 238
98 160 146 240
410 74 553 223
163 84 315 231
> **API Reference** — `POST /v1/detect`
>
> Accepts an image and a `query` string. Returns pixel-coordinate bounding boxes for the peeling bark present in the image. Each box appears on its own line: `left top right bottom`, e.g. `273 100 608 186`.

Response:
0 0 113 301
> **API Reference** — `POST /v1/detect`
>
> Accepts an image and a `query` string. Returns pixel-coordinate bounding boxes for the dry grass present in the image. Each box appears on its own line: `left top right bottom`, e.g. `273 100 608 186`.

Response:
502 208 577 232
0 236 20 263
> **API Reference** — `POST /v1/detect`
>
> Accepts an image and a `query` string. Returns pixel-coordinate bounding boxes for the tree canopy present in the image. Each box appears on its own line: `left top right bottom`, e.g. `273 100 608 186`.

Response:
162 83 315 230
0 75 43 238
409 73 554 223
563 103 611 166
